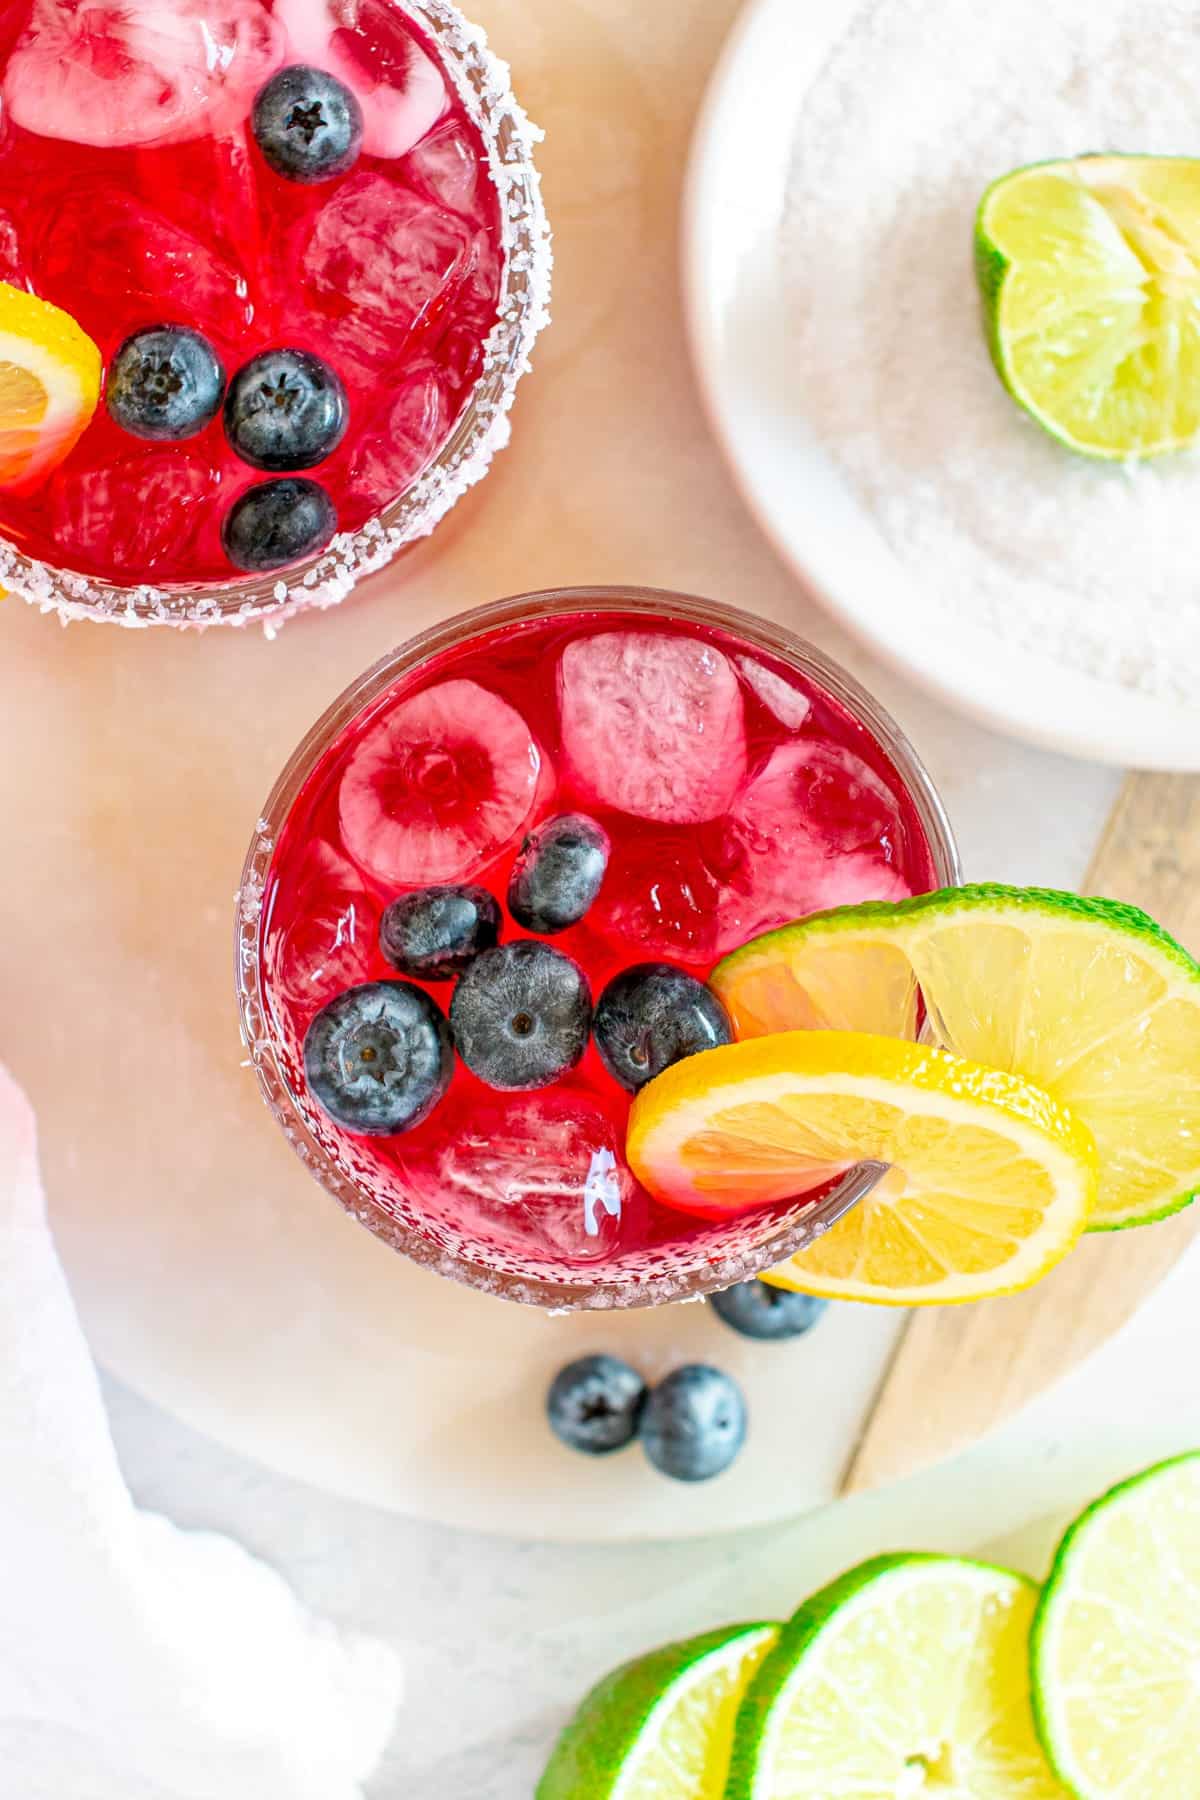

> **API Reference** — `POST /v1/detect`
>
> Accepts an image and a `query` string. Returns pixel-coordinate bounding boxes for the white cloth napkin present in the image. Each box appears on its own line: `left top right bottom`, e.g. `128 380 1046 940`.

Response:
0 1063 403 1800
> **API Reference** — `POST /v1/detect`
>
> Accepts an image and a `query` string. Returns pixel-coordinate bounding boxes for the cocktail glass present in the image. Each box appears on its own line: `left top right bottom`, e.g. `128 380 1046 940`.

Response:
236 587 960 1307
0 0 549 627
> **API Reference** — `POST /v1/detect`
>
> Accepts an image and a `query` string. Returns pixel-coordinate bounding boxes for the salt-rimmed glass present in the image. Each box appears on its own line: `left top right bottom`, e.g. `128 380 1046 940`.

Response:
1 0 551 631
235 586 961 1310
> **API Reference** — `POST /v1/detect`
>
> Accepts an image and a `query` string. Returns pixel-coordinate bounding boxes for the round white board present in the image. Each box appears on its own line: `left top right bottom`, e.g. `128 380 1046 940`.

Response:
683 0 1200 771
0 0 1122 1542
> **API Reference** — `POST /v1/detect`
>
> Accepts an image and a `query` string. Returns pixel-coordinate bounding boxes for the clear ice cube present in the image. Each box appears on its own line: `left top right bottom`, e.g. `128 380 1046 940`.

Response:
592 835 719 965
711 741 912 952
736 656 813 730
405 119 482 216
558 631 747 824
303 173 475 361
39 188 255 342
337 678 541 888
50 450 220 577
350 364 450 508
4 0 283 148
274 0 448 159
418 1092 639 1264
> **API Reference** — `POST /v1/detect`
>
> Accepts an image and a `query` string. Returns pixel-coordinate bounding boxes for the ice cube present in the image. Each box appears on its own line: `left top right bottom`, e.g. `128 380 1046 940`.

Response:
337 678 541 887
303 174 475 360
50 450 221 578
736 656 813 730
350 365 450 508
419 1092 639 1264
266 840 374 1010
38 189 255 344
405 119 483 216
4 0 283 148
275 0 448 159
558 631 747 824
711 741 912 953
592 836 719 964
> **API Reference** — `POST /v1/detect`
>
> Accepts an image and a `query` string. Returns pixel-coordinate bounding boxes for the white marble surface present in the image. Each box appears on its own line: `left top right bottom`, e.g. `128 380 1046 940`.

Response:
101 1234 1200 1797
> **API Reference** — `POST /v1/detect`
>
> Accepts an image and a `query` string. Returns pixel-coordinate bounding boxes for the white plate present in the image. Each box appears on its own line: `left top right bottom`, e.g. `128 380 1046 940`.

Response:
683 0 1200 771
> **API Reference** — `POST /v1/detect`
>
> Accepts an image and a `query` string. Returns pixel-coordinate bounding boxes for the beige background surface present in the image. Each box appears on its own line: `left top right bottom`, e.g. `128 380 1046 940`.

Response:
0 0 1122 1534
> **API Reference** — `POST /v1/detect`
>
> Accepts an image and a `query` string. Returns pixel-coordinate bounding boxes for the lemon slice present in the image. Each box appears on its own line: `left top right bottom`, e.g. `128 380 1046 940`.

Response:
1031 1454 1200 1798
537 1622 778 1800
626 1032 1096 1306
976 155 1200 458
0 283 101 490
711 884 1200 1230
728 1557 1066 1799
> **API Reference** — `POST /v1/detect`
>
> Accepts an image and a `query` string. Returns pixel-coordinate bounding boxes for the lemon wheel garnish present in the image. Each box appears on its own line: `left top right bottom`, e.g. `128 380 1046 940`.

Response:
0 283 101 490
626 1032 1097 1307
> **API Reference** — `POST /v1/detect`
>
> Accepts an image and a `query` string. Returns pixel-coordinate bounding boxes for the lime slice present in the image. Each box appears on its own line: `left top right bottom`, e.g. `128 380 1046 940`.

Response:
536 1621 778 1800
1032 1454 1200 1798
728 1555 1065 1798
627 1031 1097 1306
976 155 1200 458
711 885 1200 1231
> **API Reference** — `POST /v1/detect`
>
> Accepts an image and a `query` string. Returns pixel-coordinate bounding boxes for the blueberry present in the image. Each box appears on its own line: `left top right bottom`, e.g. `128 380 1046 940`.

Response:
303 980 452 1135
640 1365 747 1483
547 1354 648 1455
449 942 591 1091
379 885 501 981
252 65 363 183
106 326 224 442
222 477 336 573
594 964 732 1093
710 1281 830 1342
225 349 349 473
508 813 610 934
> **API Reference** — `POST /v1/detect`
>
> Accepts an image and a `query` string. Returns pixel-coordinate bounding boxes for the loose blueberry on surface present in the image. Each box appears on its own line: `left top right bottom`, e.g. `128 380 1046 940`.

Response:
252 64 364 183
593 963 732 1093
449 941 592 1091
221 477 336 573
303 980 453 1136
508 813 610 935
106 326 225 442
710 1281 830 1342
546 1354 648 1455
379 885 501 981
640 1365 747 1483
225 348 349 473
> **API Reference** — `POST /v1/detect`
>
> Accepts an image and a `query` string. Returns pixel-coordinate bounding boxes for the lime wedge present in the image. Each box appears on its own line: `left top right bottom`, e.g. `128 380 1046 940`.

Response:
728 1555 1064 1798
976 155 1200 458
711 884 1200 1230
536 1621 777 1800
1032 1454 1200 1798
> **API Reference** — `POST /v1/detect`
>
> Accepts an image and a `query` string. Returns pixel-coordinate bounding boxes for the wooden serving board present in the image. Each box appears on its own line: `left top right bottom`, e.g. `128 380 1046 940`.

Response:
843 772 1200 1495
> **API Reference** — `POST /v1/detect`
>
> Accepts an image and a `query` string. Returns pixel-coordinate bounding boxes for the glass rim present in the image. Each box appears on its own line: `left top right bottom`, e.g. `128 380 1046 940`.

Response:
0 0 551 632
235 585 963 1310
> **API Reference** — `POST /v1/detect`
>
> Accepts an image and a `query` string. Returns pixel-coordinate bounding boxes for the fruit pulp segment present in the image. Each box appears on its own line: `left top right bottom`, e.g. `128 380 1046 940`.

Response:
0 0 503 585
258 611 941 1284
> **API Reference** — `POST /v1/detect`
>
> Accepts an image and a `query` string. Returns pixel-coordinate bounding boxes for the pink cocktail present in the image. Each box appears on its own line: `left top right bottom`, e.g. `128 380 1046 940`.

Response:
237 589 960 1307
0 0 548 623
